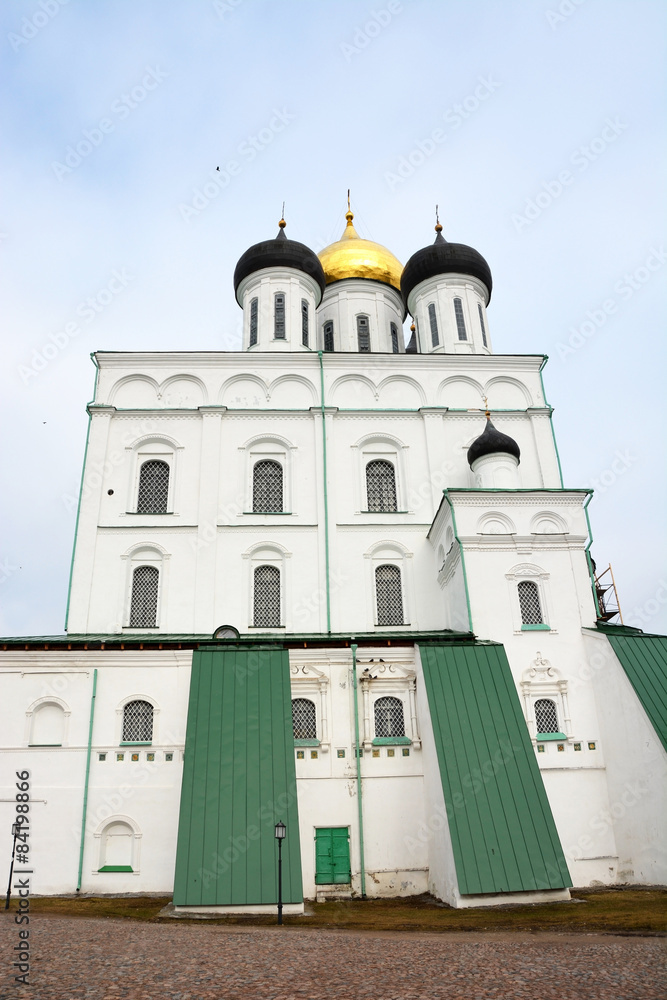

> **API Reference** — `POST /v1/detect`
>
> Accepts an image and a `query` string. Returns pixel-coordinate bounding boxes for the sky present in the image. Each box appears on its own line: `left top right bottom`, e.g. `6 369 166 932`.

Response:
1 0 665 636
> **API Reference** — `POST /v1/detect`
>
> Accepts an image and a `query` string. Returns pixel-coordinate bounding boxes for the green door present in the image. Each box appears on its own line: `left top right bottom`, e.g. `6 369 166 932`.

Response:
315 828 351 884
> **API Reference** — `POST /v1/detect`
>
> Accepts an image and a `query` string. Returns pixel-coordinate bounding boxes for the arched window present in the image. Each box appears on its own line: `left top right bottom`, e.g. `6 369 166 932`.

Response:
375 564 404 625
518 581 543 624
136 460 169 514
366 460 397 512
453 298 467 340
374 696 405 738
477 303 487 347
30 703 65 746
534 698 559 735
252 459 283 512
129 565 159 627
274 293 286 339
292 698 316 740
390 322 399 354
357 315 370 352
249 297 258 346
254 565 281 626
99 820 134 872
301 300 309 347
323 320 334 352
122 700 153 743
428 303 439 347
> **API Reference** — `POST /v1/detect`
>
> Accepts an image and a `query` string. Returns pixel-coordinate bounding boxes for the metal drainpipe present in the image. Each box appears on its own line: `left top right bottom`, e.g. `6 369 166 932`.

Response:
64 354 99 631
318 351 332 633
583 490 602 618
442 490 474 634
538 356 565 488
350 643 366 898
77 667 97 891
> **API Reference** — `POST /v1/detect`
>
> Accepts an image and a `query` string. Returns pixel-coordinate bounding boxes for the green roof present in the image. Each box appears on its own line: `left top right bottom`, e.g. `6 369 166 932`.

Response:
602 629 667 752
420 643 571 896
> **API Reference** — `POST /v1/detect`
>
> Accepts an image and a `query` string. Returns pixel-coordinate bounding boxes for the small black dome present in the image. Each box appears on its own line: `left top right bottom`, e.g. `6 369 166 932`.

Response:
467 417 520 467
401 228 492 305
234 224 326 305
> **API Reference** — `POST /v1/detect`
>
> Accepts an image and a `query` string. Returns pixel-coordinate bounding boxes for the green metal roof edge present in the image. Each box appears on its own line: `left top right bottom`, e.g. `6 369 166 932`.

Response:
586 622 667 639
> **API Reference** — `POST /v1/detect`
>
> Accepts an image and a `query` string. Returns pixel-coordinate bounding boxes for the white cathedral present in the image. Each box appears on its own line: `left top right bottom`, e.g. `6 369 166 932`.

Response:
1 205 665 912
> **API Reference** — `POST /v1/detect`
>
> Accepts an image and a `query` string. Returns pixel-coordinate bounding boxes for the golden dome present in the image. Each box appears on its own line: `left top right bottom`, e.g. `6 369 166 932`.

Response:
318 210 403 292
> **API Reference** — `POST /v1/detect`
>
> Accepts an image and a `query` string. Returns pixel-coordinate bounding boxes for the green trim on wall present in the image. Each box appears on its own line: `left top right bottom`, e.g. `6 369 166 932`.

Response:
536 733 567 741
521 624 551 631
419 643 571 896
371 736 411 746
173 648 303 907
98 865 133 872
294 739 320 747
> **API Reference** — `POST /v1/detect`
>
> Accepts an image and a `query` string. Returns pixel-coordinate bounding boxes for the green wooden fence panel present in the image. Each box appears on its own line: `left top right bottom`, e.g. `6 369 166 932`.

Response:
173 648 303 906
419 643 571 896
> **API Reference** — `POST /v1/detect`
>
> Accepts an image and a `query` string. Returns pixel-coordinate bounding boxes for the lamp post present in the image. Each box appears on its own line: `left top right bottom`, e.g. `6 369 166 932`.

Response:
274 820 286 925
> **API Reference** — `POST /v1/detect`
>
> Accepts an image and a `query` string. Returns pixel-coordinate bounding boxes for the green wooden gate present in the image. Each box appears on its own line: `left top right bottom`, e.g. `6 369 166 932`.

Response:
315 827 351 884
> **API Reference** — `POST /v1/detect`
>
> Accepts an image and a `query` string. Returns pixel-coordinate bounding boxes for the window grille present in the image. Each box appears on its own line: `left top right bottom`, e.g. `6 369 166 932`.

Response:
292 698 316 739
357 315 370 352
534 698 559 734
374 696 405 737
390 322 399 354
323 320 334 352
249 297 258 346
129 565 159 627
366 460 397 512
274 293 286 339
252 459 283 512
375 564 404 625
454 298 467 340
301 299 309 347
136 460 169 514
478 303 487 347
122 699 153 742
428 303 439 346
518 580 543 624
253 565 281 627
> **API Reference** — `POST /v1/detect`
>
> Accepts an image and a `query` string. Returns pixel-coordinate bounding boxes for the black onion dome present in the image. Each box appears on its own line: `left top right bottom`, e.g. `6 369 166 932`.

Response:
467 417 520 467
234 223 326 305
401 227 493 305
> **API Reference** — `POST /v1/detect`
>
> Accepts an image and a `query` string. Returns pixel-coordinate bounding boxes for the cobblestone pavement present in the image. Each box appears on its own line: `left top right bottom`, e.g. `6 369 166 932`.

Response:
1 917 666 999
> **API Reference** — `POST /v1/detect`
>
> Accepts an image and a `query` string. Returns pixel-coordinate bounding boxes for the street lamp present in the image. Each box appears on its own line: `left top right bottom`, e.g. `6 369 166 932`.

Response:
274 820 286 925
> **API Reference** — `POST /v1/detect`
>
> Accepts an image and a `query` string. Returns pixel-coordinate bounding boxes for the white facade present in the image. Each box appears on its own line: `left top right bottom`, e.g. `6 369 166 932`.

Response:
1 214 665 906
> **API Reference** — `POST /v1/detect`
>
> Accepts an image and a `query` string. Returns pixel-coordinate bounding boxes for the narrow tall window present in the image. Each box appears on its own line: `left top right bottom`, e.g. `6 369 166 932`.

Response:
249 297 258 346
374 696 405 737
366 460 397 512
129 566 159 627
518 581 543 624
375 564 404 625
252 459 283 512
30 703 65 746
122 700 153 743
390 322 399 354
357 315 370 352
301 299 309 347
323 320 334 352
137 460 169 514
534 698 559 734
253 565 281 627
454 298 467 340
292 698 316 740
428 303 439 347
274 293 286 339
477 303 487 347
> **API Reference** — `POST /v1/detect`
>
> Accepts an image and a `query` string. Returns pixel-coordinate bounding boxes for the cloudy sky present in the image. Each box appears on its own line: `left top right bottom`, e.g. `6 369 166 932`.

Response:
1 0 665 636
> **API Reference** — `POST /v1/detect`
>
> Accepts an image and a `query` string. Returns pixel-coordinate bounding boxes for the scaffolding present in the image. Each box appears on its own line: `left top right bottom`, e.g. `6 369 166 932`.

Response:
594 564 623 623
